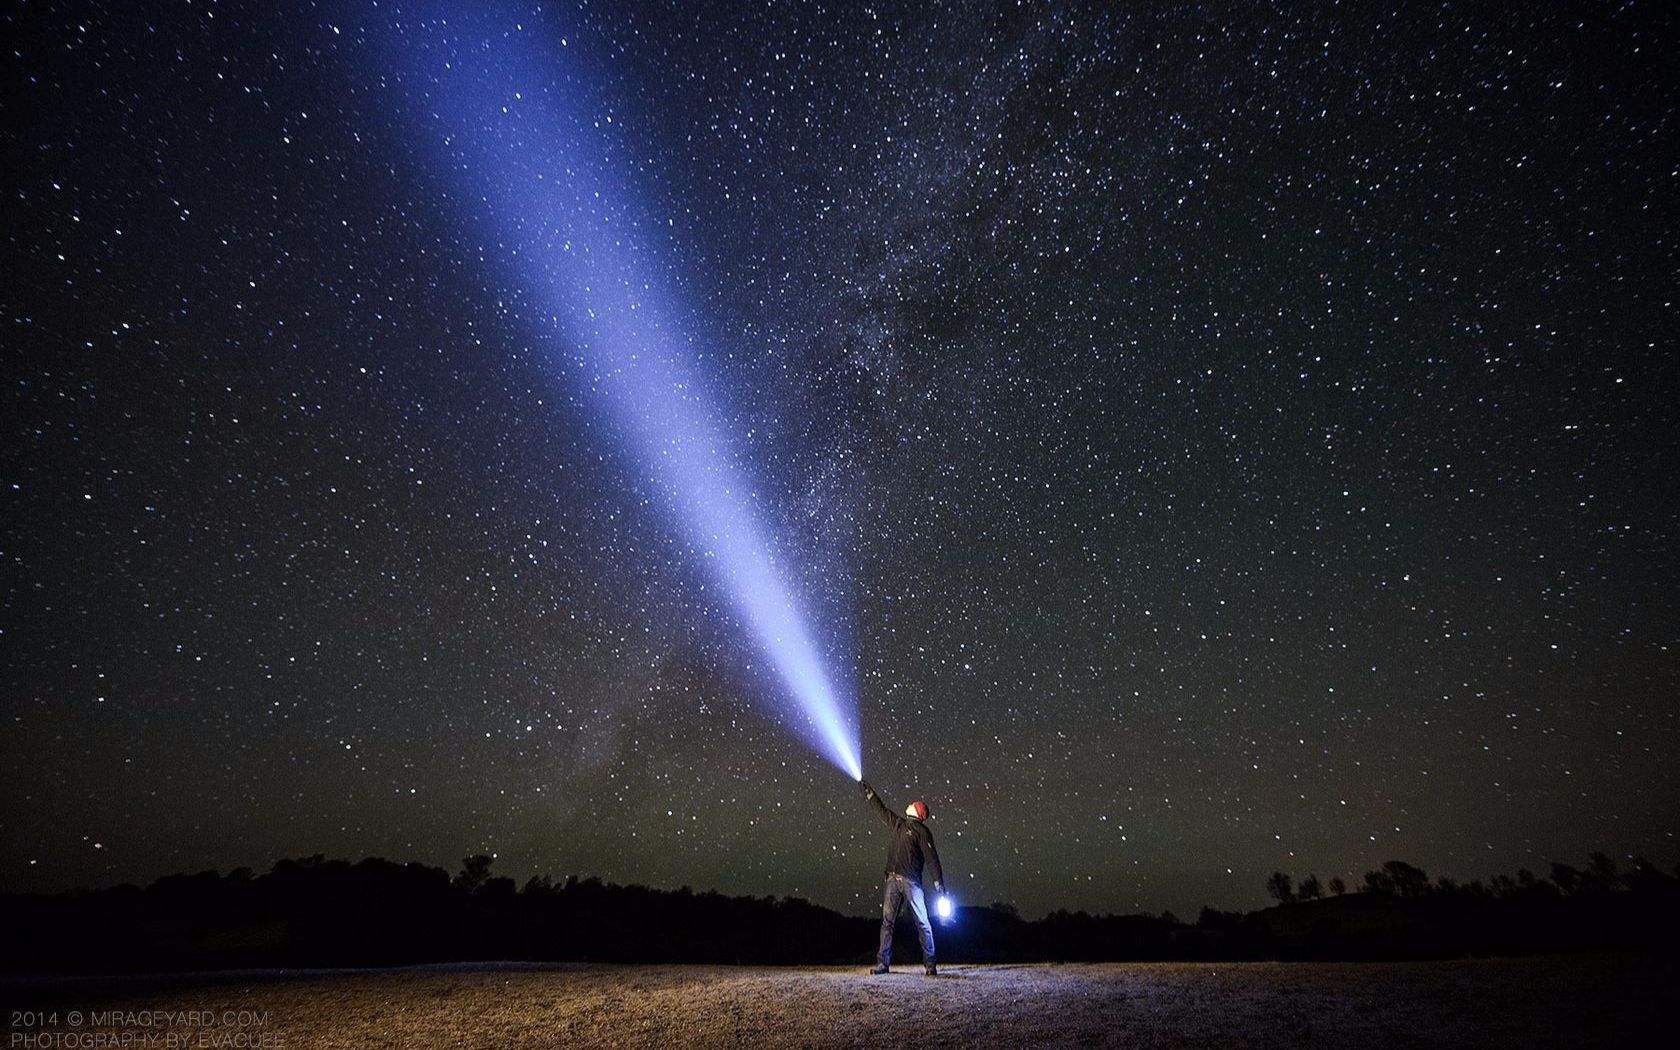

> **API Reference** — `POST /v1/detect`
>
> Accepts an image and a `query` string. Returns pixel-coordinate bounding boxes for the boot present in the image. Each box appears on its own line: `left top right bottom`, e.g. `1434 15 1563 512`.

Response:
868 964 890 975
923 962 938 976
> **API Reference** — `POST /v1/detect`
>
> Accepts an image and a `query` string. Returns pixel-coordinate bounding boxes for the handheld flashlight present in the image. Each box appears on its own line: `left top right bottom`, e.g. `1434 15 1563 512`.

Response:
936 895 954 920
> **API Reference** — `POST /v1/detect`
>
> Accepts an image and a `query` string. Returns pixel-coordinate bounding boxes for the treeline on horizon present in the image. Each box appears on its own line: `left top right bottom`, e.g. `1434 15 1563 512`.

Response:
3 851 1676 974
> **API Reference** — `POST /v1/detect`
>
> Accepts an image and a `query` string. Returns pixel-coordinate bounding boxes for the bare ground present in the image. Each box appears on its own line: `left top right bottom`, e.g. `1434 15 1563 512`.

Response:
5 955 1673 1048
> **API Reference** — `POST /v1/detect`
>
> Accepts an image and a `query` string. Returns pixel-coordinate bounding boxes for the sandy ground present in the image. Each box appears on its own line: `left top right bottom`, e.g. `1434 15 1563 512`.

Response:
4 955 1673 1048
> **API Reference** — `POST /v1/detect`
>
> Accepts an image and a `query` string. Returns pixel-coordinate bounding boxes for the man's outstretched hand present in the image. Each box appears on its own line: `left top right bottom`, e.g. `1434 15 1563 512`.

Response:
859 779 875 799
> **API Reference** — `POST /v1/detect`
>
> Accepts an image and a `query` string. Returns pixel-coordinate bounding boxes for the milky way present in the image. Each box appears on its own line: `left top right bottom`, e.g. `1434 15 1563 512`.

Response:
3 1 1675 917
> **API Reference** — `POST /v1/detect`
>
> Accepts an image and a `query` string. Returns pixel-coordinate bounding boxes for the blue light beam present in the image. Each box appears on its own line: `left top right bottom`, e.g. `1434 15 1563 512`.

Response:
380 9 861 780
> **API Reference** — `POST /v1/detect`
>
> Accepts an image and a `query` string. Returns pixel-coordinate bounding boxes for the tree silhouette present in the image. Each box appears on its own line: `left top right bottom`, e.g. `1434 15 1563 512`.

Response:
1196 907 1244 930
1551 862 1584 896
1297 874 1323 900
1387 860 1430 898
454 854 494 894
1265 871 1295 903
1588 852 1620 891
1328 876 1346 896
1364 861 1430 898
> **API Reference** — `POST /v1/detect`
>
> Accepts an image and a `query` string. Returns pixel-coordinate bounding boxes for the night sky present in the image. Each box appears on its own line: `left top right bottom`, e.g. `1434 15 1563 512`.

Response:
4 1 1676 919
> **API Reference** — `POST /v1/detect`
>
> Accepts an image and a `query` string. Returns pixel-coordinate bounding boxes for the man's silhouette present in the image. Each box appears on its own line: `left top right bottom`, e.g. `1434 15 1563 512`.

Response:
859 779 944 975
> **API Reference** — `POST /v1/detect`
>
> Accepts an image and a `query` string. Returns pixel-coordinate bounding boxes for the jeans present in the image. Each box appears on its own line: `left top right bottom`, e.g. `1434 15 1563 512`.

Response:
877 875 935 967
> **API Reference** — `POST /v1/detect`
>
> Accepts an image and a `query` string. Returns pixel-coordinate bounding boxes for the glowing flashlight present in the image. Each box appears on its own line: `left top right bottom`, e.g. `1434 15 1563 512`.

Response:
936 895 954 921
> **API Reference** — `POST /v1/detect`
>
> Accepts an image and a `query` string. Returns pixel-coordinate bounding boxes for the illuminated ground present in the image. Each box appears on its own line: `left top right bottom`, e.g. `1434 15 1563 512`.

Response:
6 956 1670 1047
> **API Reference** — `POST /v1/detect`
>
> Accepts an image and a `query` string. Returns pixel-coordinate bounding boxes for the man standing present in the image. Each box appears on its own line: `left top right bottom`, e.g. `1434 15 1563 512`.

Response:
858 779 944 975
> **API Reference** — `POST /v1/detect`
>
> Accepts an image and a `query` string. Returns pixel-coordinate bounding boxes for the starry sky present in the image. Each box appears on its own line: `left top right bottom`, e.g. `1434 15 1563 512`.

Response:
4 0 1676 919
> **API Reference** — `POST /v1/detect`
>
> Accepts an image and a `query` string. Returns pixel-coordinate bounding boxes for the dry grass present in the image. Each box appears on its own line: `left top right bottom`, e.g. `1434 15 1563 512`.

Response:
6 955 1672 1048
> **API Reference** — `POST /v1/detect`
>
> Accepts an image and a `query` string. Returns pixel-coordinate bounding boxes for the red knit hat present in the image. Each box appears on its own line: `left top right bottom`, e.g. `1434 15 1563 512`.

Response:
907 799 929 821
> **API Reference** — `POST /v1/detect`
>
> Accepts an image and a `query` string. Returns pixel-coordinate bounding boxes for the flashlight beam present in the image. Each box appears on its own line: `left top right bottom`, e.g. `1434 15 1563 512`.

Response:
381 7 861 778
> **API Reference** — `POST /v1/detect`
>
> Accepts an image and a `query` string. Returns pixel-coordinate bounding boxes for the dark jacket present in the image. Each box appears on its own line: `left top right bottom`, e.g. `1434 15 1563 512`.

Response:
862 782 944 888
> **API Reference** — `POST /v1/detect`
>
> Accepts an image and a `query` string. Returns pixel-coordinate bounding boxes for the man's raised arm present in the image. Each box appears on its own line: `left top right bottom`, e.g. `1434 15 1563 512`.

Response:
859 779 898 828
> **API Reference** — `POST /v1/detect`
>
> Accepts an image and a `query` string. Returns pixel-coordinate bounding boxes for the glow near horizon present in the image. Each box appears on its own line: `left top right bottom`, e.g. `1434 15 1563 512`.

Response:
388 10 861 780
